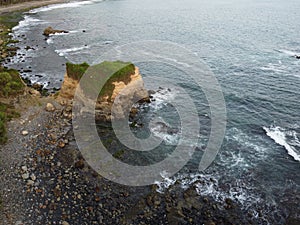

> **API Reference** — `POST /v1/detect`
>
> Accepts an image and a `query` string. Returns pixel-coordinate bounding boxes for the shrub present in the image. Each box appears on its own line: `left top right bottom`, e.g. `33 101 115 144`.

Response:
0 69 25 97
0 72 12 85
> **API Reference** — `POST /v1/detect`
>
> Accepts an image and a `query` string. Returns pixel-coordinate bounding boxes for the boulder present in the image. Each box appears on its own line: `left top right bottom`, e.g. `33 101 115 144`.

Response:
43 26 68 36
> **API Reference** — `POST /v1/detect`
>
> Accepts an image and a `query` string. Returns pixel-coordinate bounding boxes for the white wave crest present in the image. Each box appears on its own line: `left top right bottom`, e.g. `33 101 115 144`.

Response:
263 126 300 162
55 45 90 56
277 49 300 57
12 15 45 31
29 0 103 13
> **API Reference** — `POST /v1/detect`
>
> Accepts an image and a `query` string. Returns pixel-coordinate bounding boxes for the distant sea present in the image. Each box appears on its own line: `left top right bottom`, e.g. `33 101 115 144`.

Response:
5 0 300 223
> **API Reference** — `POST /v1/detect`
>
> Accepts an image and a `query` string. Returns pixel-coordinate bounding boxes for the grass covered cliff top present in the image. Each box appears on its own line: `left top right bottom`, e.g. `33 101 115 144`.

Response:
66 61 136 101
0 13 25 144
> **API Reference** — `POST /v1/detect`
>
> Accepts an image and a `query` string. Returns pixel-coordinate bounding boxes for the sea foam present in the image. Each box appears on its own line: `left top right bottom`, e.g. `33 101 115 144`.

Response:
29 0 103 14
264 126 300 162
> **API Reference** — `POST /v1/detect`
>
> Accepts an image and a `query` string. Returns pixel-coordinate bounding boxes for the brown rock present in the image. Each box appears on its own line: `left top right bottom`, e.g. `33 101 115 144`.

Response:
45 103 55 112
29 89 41 97
74 159 84 169
43 26 68 36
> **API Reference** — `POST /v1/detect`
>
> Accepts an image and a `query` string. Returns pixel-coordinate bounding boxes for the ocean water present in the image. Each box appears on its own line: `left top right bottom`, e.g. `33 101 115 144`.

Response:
6 0 300 223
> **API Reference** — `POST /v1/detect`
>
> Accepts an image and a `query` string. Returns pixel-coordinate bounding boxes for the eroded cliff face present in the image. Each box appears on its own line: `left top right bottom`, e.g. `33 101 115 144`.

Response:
57 63 149 121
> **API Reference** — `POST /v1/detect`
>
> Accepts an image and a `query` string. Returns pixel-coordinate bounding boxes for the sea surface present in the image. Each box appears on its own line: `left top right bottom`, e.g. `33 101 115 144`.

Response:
5 0 300 223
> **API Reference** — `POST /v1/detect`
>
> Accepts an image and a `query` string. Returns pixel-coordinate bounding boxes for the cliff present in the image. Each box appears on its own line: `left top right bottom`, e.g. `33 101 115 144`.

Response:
57 61 149 121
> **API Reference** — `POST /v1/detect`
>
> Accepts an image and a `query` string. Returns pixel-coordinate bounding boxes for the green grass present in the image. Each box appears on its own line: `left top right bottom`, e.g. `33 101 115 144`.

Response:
0 67 25 97
0 67 24 144
113 149 125 159
66 62 89 81
70 61 135 101
0 102 20 144
0 111 7 144
0 11 23 29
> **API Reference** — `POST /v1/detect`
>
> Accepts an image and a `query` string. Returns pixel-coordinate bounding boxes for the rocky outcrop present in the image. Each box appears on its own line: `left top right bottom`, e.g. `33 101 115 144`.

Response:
57 61 149 122
43 26 68 36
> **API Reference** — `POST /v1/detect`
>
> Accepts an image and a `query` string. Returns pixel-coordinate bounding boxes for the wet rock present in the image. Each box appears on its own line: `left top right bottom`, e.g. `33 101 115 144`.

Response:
62 221 70 225
43 26 68 36
45 103 55 112
130 107 138 118
32 83 43 91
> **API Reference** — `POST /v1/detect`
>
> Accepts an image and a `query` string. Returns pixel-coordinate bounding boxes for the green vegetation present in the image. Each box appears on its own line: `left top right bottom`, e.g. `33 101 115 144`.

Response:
0 11 23 28
66 62 89 80
0 67 24 144
0 111 7 144
0 102 20 144
0 67 25 97
96 61 135 98
68 61 135 101
113 149 125 159
0 12 23 64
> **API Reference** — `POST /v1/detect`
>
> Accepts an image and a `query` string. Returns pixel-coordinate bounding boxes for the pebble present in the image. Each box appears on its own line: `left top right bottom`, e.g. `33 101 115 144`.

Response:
45 103 55 112
22 130 29 136
30 174 36 181
62 221 70 225
27 180 35 186
21 165 28 172
22 173 30 180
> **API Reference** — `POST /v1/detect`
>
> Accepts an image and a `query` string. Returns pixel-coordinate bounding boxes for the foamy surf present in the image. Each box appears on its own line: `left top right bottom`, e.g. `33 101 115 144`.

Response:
29 0 103 14
276 49 300 57
12 16 46 32
55 45 90 56
264 126 300 162
155 172 264 214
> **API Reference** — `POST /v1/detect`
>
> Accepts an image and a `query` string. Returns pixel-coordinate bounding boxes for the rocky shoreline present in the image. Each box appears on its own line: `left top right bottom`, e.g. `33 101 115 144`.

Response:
1 98 257 225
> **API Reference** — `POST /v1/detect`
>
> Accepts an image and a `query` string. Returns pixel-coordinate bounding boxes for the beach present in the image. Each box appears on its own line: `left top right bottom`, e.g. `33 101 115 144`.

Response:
0 0 70 15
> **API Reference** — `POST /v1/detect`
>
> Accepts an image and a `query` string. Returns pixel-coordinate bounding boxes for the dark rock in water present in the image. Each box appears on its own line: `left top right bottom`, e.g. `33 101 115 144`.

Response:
138 96 151 104
82 30 86 32
295 55 300 59
154 121 179 135
32 83 43 91
148 90 156 95
23 69 32 73
43 26 68 36
25 45 35 50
